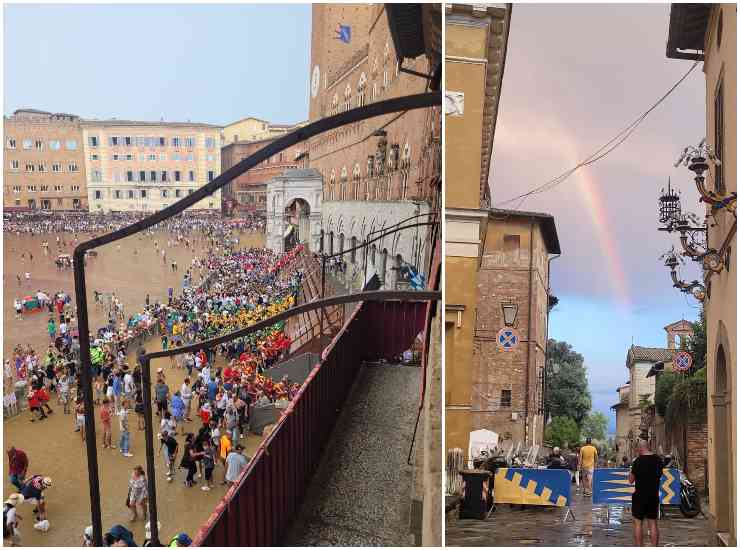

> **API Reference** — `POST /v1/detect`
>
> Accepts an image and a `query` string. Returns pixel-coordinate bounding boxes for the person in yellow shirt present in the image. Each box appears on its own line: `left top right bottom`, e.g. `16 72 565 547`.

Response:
579 437 598 497
219 432 232 484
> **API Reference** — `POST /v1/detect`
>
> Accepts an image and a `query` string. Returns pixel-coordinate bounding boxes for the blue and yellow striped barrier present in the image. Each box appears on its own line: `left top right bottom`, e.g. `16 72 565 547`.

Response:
493 468 571 507
592 468 681 505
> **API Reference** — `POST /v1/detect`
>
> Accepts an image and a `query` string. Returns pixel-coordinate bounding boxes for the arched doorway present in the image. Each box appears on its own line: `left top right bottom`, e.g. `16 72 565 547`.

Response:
284 198 311 251
714 343 731 535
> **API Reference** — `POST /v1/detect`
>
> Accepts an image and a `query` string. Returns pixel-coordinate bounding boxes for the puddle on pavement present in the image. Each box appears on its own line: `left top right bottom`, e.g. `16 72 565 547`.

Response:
568 534 591 546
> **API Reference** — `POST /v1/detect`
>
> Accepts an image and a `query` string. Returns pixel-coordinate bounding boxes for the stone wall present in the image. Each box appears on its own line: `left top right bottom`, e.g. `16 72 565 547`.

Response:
321 200 432 289
687 420 708 493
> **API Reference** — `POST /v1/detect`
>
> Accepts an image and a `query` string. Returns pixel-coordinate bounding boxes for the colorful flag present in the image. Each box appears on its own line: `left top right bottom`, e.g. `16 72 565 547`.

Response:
335 24 351 44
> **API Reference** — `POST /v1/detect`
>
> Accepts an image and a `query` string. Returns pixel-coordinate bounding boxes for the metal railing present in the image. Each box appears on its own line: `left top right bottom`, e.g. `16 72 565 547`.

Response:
187 292 438 546
72 91 441 546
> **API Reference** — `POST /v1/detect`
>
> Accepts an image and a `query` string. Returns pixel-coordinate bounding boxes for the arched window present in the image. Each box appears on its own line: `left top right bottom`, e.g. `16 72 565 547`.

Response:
320 229 325 252
344 84 352 111
329 232 334 255
339 233 345 254
383 43 390 89
330 169 336 200
367 155 374 178
353 164 361 200
357 73 367 107
401 143 412 199
350 236 357 263
370 244 377 265
340 166 348 200
380 248 388 281
401 143 411 169
331 94 339 115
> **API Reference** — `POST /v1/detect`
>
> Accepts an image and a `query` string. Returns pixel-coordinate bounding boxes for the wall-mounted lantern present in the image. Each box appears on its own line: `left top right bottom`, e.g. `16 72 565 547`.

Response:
501 302 518 327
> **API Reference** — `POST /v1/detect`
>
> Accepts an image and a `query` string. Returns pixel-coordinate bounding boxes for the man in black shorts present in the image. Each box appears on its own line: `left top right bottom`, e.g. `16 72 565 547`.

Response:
629 439 662 546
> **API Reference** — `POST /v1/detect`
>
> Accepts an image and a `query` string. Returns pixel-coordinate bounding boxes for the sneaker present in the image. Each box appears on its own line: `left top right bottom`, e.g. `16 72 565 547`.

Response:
201 486 211 491
167 476 173 482
111 445 117 449
123 453 134 457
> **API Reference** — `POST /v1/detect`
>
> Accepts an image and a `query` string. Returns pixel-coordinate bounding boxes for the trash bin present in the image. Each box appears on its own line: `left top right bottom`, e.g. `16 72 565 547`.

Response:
459 469 492 519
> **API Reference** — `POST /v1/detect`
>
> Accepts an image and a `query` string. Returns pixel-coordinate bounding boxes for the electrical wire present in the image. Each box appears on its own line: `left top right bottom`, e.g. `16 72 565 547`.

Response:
495 61 701 208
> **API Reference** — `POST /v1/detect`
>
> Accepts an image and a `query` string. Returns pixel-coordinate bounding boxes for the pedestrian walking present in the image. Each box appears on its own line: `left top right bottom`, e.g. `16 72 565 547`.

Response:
200 439 215 491
158 432 179 482
180 433 200 488
630 439 663 546
126 466 148 521
100 398 114 449
7 448 28 491
579 437 598 497
119 408 133 457
75 399 86 441
225 445 249 486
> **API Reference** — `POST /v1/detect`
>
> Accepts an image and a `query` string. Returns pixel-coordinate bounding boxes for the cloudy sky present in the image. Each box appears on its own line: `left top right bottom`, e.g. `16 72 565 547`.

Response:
489 4 707 431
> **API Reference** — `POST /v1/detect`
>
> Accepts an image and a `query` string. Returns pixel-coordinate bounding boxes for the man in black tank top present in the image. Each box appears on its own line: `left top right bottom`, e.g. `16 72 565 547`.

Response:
629 439 663 546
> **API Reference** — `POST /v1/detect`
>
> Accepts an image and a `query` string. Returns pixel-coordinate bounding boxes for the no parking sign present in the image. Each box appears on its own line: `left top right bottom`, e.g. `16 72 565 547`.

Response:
673 351 692 372
497 328 520 352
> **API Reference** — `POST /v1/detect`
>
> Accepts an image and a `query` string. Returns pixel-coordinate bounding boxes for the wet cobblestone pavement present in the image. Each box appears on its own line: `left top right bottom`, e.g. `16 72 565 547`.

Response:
446 485 713 546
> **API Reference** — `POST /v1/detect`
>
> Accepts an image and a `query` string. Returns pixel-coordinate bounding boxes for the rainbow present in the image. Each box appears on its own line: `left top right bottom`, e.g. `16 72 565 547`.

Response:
574 165 632 309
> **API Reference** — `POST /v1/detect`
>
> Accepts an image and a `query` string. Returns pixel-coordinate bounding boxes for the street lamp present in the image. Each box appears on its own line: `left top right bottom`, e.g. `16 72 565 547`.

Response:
657 177 724 273
658 178 682 227
501 302 518 326
675 139 736 217
660 248 706 302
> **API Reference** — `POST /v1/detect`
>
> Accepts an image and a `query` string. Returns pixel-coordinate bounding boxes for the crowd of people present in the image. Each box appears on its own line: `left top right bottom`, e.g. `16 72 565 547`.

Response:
2 211 265 237
3 215 310 546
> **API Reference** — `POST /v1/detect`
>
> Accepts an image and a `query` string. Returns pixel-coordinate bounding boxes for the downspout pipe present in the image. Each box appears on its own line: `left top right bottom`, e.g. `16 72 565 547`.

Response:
525 221 534 444
543 253 561 426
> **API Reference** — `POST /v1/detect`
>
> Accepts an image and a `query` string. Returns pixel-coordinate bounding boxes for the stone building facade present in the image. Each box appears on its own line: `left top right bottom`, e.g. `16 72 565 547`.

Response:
666 5 736 543
221 136 305 216
612 383 631 456
3 109 88 211
265 168 322 253
223 116 303 145
306 4 441 288
623 345 675 455
80 120 222 213
470 209 560 446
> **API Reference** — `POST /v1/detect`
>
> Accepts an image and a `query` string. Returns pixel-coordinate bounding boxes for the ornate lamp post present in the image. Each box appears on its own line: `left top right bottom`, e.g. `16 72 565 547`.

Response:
660 248 706 301
675 139 736 217
657 180 724 274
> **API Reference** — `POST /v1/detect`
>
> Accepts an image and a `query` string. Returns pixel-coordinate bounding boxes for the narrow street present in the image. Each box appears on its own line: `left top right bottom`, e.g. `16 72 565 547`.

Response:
446 486 711 546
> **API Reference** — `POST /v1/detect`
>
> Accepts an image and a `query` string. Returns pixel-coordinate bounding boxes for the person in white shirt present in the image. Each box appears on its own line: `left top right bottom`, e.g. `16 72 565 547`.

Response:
181 379 193 421
200 365 211 384
123 371 135 409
